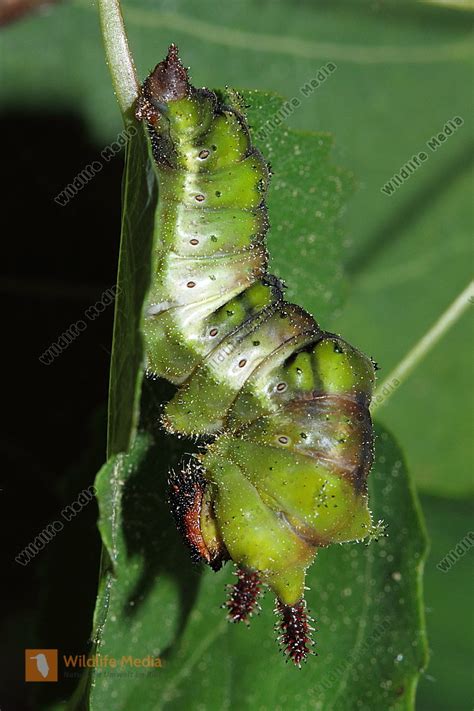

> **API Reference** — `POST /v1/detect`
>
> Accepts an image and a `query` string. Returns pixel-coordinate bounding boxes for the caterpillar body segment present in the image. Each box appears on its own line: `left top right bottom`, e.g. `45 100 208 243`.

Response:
136 45 376 664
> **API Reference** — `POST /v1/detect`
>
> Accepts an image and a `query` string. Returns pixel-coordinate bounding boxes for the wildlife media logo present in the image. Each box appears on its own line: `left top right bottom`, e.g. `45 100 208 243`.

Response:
25 649 163 681
25 649 58 682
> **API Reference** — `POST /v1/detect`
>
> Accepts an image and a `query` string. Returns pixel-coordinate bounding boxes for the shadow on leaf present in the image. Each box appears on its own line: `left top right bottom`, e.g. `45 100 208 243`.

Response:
120 378 203 657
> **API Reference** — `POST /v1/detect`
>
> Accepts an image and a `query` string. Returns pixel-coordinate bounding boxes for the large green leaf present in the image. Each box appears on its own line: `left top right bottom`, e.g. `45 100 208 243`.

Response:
87 413 428 710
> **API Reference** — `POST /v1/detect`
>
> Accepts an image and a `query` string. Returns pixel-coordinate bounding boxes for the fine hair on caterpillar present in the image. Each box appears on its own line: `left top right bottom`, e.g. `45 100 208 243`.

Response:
136 44 376 666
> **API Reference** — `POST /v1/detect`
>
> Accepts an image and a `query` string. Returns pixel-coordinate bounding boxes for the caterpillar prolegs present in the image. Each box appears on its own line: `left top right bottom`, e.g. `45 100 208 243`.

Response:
136 46 375 666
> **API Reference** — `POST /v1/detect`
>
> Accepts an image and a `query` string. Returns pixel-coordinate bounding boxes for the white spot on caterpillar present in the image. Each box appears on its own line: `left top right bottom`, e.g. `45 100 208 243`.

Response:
146 301 174 316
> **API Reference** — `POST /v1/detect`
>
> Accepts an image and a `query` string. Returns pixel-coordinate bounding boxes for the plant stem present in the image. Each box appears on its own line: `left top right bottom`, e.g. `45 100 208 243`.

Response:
97 0 139 122
372 280 474 413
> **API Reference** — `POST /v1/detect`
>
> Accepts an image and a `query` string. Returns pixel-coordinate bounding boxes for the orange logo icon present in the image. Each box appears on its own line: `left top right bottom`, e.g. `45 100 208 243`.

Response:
25 649 58 682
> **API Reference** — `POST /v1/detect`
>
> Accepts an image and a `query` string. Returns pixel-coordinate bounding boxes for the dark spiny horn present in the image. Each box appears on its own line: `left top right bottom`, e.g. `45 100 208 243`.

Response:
168 461 226 570
275 598 316 667
225 566 263 623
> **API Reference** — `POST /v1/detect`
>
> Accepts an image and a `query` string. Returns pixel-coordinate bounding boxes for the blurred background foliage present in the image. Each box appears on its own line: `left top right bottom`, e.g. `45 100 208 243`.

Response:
0 0 472 709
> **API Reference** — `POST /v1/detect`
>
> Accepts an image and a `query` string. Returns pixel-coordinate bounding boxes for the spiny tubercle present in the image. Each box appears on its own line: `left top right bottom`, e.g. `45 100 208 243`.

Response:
275 598 316 667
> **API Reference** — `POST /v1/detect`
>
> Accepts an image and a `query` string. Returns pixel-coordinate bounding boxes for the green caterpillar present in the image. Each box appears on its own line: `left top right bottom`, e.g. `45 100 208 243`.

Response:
136 45 376 665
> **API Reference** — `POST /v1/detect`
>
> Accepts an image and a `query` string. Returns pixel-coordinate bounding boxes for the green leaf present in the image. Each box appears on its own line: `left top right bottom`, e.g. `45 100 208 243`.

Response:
86 414 428 709
106 126 157 455
243 91 354 321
